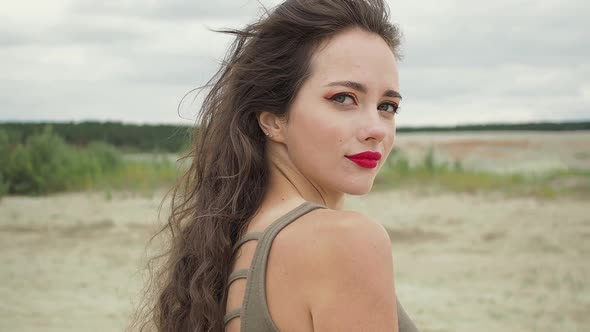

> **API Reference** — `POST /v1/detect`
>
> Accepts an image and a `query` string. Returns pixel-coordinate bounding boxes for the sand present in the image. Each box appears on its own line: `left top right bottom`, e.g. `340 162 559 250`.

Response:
1 131 589 331
349 191 589 332
394 131 590 174
0 189 588 332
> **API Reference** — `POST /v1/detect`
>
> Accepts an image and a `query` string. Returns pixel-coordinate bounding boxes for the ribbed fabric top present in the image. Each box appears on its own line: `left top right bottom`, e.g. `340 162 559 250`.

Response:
224 201 419 332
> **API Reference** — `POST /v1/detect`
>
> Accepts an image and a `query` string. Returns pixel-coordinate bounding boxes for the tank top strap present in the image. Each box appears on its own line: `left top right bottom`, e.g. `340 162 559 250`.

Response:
232 231 263 254
223 307 241 325
240 200 326 331
227 268 249 286
225 234 262 326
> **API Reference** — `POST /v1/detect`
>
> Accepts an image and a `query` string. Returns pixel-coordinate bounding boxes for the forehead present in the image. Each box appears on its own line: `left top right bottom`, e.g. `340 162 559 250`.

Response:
308 28 399 89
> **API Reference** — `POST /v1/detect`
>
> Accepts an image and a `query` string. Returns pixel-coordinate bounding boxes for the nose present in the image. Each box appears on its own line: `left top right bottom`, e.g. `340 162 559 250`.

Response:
360 107 389 143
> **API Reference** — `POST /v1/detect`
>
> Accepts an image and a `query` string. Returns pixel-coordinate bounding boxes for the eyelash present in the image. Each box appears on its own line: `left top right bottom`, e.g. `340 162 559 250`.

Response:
330 93 400 114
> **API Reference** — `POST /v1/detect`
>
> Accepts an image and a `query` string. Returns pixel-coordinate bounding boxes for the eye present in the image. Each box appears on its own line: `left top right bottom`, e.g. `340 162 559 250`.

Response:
378 102 400 114
330 93 356 105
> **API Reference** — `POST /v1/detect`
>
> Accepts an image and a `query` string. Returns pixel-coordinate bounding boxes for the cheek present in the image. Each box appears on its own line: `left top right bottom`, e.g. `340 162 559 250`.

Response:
292 106 345 146
313 119 344 144
286 107 348 171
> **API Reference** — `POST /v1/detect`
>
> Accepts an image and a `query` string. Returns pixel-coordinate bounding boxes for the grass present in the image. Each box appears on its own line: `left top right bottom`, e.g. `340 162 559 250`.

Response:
1 127 588 199
374 147 590 199
97 156 180 193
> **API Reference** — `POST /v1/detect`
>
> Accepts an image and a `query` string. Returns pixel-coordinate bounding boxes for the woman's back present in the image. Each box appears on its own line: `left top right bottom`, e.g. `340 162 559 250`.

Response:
224 200 419 331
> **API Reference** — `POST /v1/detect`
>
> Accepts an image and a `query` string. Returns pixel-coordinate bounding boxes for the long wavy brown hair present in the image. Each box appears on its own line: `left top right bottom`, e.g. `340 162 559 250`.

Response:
130 0 401 331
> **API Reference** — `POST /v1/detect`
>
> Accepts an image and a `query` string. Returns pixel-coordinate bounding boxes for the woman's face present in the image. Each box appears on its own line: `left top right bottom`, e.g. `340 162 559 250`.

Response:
283 27 401 195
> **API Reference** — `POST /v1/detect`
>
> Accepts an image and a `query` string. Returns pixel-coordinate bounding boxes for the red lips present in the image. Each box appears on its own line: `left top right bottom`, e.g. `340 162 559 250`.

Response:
345 151 382 169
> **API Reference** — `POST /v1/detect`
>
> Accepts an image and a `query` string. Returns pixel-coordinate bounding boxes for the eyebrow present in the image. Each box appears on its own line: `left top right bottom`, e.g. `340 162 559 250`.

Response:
325 80 402 99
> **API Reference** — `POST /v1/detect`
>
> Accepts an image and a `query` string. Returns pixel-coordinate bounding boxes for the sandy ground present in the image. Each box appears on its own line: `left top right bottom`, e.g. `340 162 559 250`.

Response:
349 191 589 332
394 131 590 173
1 131 589 331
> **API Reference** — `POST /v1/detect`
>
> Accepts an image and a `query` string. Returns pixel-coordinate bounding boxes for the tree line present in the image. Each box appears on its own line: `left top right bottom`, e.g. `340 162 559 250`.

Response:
0 120 588 153
0 121 193 153
397 121 590 132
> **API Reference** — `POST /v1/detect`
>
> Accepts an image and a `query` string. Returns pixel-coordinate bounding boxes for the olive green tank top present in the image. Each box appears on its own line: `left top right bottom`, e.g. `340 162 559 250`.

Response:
224 201 419 331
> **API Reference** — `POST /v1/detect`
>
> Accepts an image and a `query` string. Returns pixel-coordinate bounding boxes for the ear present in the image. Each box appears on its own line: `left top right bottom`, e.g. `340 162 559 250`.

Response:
257 111 286 142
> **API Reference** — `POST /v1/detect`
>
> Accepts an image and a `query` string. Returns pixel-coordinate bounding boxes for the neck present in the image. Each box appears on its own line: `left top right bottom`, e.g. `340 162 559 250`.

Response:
263 157 345 211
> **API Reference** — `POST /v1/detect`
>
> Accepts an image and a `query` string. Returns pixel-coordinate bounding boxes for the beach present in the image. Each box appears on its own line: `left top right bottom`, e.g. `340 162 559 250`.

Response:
1 131 589 332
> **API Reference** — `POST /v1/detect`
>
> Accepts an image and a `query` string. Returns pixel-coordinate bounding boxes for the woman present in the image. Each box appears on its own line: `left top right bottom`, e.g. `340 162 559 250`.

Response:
134 0 419 331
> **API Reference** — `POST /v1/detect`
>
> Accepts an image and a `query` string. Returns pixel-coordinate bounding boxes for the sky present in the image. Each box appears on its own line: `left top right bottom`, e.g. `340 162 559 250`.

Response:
1 0 589 126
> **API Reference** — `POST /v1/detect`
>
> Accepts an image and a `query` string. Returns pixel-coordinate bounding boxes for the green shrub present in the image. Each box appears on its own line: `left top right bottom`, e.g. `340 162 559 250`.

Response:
0 173 8 198
1 126 125 195
0 130 10 198
423 146 436 172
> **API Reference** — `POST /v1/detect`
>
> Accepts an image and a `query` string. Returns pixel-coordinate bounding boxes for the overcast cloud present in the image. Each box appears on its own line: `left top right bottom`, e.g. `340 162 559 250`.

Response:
1 0 589 126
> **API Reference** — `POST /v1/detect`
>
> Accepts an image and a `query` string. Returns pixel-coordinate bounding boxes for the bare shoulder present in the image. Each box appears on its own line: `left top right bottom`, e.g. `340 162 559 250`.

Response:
296 209 393 262
277 208 398 331
274 208 393 267
317 209 391 251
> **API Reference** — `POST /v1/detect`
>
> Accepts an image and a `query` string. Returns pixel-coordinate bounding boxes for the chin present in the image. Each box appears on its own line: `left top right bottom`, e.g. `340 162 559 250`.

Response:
342 182 374 196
